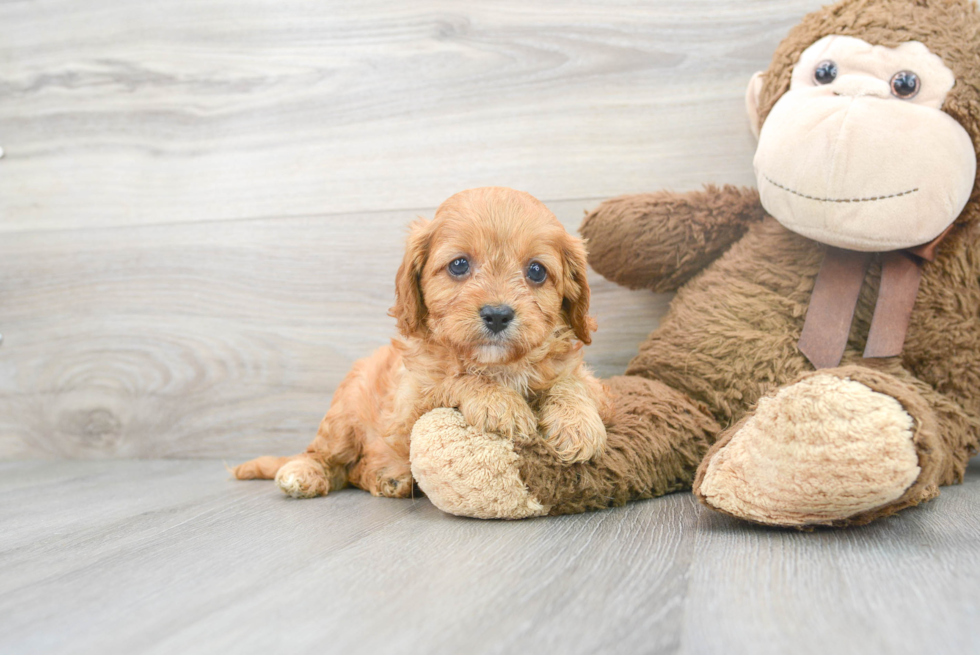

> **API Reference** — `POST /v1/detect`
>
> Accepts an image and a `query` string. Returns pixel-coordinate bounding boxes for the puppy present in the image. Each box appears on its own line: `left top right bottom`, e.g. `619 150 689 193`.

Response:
233 187 612 498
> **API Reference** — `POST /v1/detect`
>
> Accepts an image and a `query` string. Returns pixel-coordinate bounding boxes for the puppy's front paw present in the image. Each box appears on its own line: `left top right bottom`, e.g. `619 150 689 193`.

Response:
540 402 607 463
460 392 537 439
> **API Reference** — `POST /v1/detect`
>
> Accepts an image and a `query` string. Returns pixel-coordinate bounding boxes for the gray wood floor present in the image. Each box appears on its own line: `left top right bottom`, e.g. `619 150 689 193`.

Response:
2 459 979 655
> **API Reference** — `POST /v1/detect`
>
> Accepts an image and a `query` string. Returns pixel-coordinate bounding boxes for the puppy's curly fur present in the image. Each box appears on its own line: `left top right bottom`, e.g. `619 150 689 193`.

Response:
233 187 612 498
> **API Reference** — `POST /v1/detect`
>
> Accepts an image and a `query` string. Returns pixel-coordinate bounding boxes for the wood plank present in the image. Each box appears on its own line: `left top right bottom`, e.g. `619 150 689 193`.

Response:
0 200 670 459
1 459 978 654
0 0 823 232
0 460 698 654
681 466 980 655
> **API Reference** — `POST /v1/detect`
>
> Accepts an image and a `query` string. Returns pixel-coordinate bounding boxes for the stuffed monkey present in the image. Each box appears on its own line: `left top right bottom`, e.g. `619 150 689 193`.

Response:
409 0 980 527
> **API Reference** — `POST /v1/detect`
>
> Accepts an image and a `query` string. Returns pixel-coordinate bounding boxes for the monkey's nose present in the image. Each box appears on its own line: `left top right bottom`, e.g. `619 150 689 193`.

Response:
480 305 515 334
831 74 891 99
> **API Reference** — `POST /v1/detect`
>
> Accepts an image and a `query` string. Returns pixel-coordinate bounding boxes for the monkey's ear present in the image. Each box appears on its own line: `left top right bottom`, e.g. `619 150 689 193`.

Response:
389 219 433 339
561 234 597 345
745 71 765 139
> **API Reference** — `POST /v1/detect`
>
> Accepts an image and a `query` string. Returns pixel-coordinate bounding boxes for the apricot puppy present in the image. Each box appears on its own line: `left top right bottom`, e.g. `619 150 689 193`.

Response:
233 187 612 498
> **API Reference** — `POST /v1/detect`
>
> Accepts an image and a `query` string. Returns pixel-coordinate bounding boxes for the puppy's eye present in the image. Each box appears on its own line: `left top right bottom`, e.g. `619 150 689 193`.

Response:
447 257 469 277
813 60 837 85
526 261 547 284
890 71 920 98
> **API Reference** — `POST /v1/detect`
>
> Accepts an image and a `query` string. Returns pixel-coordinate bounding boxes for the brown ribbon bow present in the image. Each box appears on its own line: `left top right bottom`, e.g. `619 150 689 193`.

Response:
797 226 952 369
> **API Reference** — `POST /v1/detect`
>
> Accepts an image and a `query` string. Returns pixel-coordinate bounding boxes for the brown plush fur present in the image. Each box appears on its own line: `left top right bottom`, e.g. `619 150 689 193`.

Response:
571 0 980 526
517 375 719 515
581 185 768 293
233 187 612 497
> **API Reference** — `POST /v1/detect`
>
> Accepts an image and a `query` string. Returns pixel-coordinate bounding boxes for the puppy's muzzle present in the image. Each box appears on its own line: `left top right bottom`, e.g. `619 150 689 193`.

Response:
480 304 515 335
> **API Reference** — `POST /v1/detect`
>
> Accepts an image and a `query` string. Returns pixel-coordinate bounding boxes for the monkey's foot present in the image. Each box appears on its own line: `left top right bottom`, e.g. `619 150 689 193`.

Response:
694 373 922 527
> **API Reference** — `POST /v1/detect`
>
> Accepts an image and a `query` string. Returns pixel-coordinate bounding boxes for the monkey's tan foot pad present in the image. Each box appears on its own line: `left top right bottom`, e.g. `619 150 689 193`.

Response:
694 374 920 527
275 459 344 499
411 408 550 519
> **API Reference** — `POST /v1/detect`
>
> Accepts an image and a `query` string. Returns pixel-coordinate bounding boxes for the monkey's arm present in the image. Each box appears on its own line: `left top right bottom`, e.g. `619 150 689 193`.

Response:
580 185 765 292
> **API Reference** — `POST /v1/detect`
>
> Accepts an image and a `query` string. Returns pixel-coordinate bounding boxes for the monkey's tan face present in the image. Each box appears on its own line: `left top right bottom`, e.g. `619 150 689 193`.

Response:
750 35 976 251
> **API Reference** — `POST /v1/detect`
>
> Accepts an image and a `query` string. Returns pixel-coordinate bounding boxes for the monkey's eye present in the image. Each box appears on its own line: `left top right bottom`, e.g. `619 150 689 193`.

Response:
447 257 469 277
526 261 547 284
890 71 920 98
813 60 838 85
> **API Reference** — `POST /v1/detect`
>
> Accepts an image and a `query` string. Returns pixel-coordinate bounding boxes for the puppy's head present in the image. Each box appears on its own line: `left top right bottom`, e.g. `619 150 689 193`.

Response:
390 187 595 364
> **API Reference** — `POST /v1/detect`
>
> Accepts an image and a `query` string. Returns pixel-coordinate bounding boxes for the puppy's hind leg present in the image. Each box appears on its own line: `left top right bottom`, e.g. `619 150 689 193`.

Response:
272 417 358 499
231 408 355 500
233 345 401 499
232 453 346 499
275 456 349 499
231 455 295 480
349 430 414 499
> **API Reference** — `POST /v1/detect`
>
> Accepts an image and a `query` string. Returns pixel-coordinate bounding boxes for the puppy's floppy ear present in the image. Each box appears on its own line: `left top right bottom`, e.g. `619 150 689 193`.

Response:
390 219 433 338
560 233 597 345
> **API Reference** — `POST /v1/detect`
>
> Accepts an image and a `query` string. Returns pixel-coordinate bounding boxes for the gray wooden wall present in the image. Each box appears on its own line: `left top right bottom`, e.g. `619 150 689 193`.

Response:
0 0 825 459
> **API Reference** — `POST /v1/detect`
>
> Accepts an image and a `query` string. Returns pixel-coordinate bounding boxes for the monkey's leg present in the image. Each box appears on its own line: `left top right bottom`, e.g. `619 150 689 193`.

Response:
410 376 720 518
693 365 973 527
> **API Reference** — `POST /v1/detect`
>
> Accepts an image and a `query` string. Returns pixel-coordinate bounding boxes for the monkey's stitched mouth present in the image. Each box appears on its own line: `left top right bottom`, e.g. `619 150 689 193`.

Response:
763 175 918 203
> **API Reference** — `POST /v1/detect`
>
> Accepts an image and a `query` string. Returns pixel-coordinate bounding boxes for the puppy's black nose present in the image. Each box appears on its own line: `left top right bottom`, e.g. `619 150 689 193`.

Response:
480 305 515 334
